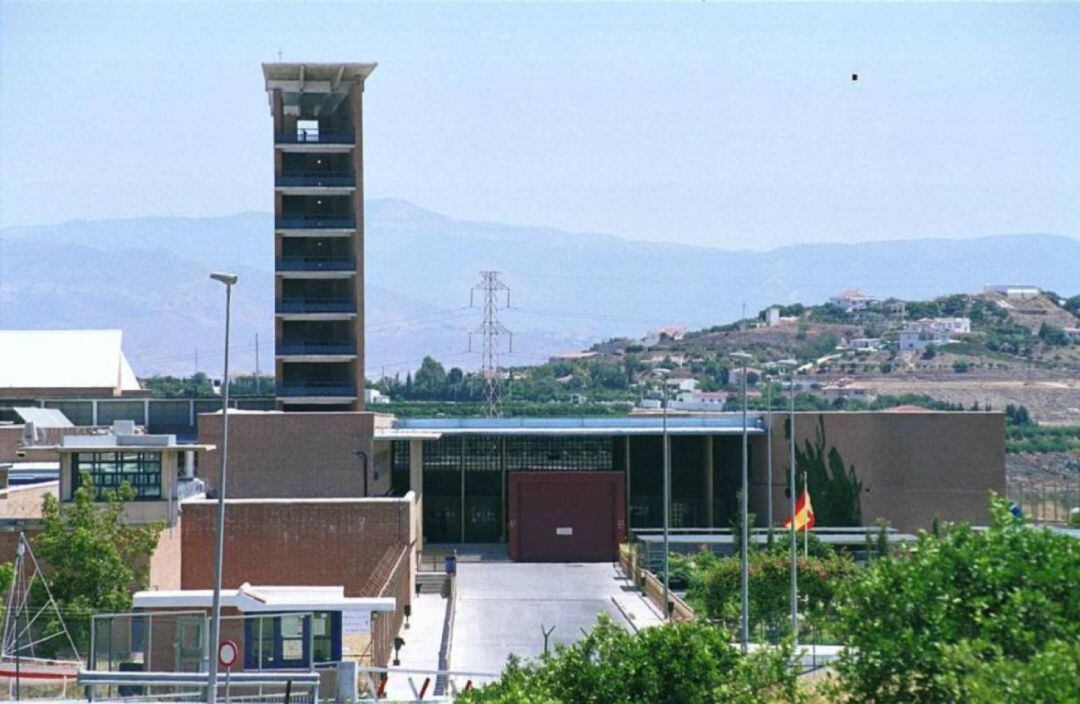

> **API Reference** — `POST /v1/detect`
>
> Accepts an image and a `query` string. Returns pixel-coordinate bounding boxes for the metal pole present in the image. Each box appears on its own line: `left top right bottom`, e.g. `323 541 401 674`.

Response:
207 273 237 704
787 363 798 646
803 471 809 559
662 382 670 621
766 377 773 528
739 357 750 652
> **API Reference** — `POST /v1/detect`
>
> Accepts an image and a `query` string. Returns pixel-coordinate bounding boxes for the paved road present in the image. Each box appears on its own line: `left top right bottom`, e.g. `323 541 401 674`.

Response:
451 562 655 675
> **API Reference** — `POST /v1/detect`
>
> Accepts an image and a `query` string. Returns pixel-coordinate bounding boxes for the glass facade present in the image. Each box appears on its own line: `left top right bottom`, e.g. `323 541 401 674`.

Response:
405 432 757 543
71 451 163 500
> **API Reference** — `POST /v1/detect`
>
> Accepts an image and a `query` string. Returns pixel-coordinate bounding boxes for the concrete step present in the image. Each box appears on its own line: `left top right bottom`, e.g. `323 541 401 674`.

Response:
416 571 448 594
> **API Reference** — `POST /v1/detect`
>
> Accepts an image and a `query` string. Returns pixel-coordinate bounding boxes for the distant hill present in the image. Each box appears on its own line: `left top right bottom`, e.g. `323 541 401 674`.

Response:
1 199 1078 375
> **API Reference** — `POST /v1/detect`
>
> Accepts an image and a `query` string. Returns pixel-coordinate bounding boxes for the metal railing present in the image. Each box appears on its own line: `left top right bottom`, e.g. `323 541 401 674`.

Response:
276 383 356 397
275 216 356 230
274 130 354 145
275 341 357 356
276 173 355 188
275 298 356 314
275 256 356 272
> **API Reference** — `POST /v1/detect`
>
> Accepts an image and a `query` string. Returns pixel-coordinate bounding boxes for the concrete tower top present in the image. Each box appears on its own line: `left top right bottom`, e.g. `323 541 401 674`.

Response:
262 62 377 116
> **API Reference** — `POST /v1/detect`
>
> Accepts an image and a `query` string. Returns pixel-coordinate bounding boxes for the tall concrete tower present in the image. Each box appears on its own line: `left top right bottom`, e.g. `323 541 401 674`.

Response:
263 62 375 411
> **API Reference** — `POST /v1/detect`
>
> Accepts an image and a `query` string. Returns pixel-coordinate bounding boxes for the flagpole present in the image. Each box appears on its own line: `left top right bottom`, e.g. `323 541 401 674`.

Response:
779 358 798 647
803 471 809 559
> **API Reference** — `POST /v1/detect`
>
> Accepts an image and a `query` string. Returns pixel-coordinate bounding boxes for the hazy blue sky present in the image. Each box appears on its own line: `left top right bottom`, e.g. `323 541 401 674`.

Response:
2 2 1077 249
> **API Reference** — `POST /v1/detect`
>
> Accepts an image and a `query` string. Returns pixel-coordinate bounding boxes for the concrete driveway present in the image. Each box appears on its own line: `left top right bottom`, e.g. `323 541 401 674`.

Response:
450 562 658 675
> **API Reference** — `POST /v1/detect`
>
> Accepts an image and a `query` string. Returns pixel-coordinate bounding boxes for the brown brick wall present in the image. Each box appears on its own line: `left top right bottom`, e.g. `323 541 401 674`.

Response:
760 411 1005 532
180 498 413 597
196 412 387 498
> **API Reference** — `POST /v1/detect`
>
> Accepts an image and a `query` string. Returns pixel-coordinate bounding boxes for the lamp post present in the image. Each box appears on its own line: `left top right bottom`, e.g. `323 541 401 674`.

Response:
778 358 798 647
207 272 238 704
651 368 672 620
764 370 773 529
730 351 752 652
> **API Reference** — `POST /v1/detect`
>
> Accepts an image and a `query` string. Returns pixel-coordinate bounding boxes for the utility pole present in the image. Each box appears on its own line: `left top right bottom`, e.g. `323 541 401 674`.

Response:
254 333 260 395
469 271 511 417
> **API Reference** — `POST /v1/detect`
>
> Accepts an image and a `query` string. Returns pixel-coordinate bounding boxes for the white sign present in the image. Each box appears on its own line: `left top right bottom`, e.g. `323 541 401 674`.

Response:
556 527 573 536
218 640 238 668
342 609 372 635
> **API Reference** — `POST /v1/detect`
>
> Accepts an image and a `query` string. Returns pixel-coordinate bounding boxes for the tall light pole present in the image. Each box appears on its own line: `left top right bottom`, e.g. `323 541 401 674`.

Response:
651 368 672 620
731 351 752 652
764 370 773 529
779 358 799 646
207 272 238 704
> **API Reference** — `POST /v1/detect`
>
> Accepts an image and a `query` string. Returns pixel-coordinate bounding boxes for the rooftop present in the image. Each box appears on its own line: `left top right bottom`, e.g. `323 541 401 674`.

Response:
0 329 140 393
134 583 395 613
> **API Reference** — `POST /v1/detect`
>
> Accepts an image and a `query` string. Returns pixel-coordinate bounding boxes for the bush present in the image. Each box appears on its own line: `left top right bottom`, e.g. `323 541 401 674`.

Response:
457 615 800 704
698 547 855 631
831 496 1080 703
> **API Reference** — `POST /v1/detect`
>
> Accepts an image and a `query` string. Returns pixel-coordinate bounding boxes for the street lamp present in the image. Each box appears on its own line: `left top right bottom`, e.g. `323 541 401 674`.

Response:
207 271 238 704
650 368 672 620
730 351 753 652
778 358 799 647
763 369 774 529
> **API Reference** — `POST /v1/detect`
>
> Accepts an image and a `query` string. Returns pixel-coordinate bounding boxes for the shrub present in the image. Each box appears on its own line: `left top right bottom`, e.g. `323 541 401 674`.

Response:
831 496 1080 703
457 615 800 704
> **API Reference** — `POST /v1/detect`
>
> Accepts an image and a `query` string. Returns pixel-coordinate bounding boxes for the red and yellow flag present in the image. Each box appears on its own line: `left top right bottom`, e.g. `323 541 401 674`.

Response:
784 488 815 532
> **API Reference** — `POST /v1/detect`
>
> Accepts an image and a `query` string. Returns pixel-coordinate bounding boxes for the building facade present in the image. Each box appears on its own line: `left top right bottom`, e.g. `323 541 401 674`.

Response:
264 63 376 411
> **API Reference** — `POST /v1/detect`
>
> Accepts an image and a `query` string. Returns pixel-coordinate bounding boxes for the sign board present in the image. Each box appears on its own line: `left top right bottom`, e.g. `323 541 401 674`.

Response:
218 639 238 669
342 608 372 635
556 527 573 536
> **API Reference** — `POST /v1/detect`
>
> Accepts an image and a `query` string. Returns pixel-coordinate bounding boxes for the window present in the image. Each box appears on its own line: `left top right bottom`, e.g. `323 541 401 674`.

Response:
71 451 162 500
244 612 341 669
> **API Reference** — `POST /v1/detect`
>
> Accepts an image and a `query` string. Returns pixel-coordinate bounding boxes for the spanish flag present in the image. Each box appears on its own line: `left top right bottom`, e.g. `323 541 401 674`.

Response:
784 488 815 532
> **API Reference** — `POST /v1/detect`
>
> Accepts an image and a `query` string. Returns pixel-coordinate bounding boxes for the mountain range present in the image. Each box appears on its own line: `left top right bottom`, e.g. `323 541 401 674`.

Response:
1 199 1078 377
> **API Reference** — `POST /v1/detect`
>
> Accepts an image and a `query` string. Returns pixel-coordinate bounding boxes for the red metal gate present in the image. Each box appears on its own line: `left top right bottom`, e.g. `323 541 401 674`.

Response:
508 471 626 562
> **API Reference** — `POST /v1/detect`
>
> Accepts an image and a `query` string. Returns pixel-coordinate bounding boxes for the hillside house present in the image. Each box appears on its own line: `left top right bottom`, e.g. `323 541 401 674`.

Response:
828 289 878 313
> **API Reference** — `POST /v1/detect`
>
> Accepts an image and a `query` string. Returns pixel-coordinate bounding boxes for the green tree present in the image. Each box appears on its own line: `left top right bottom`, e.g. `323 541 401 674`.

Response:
831 496 1080 703
457 615 800 704
412 356 448 399
790 416 862 526
31 480 163 653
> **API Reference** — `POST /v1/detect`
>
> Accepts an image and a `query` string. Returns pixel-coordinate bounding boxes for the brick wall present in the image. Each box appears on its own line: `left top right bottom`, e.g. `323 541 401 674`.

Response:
761 411 1006 531
180 497 414 597
196 412 389 498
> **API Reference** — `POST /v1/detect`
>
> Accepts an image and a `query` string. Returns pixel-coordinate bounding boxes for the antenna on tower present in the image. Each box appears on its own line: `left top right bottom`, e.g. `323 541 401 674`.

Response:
469 271 512 418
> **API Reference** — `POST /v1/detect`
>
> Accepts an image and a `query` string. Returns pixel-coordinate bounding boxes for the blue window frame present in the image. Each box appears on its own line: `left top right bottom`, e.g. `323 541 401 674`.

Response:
244 612 341 669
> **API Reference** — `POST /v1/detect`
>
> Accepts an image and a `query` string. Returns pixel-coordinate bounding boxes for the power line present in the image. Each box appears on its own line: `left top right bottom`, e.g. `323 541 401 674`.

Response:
469 272 511 417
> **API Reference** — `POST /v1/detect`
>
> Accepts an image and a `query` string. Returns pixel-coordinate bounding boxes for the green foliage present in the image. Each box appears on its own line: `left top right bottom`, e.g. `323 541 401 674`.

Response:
921 343 937 360
694 547 855 632
794 333 839 361
791 416 862 526
831 496 1080 704
951 360 969 373
32 480 164 654
143 372 275 398
1006 424 1080 454
937 638 1080 703
1004 403 1032 426
1038 322 1071 346
457 615 801 704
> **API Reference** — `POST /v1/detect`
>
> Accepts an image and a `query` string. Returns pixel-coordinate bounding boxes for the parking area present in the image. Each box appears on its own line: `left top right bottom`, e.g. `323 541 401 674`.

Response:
450 561 661 675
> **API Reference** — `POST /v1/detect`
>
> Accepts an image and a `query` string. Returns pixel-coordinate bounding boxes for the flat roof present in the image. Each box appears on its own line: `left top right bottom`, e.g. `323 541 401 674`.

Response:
133 584 395 613
393 414 766 436
0 329 140 392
